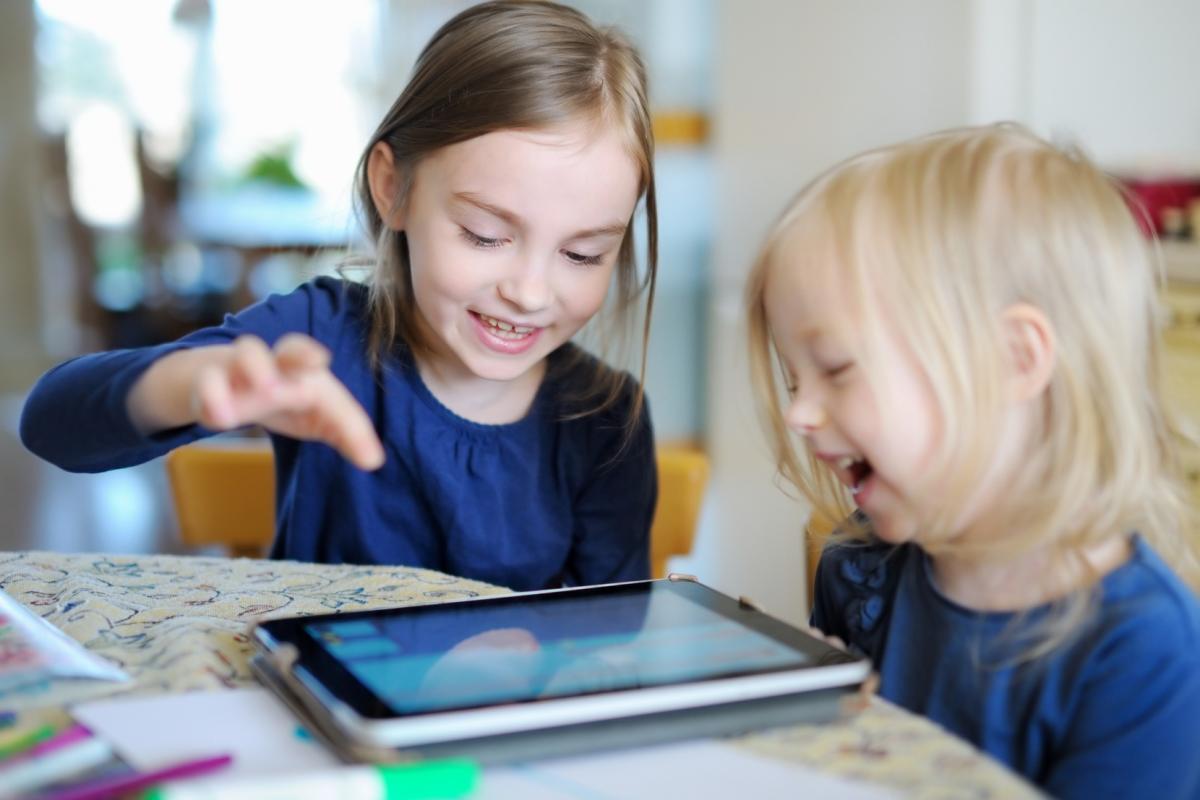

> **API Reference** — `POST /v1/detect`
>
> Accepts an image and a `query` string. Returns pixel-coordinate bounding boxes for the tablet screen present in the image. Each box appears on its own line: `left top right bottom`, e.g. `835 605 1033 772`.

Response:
303 582 815 715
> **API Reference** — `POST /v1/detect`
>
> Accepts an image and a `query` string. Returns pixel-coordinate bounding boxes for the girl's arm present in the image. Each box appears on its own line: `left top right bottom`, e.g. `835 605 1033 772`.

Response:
20 277 382 473
126 334 382 469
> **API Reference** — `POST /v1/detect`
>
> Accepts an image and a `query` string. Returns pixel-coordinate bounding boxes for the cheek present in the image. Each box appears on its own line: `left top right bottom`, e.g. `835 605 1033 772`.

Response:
558 265 615 320
410 245 485 309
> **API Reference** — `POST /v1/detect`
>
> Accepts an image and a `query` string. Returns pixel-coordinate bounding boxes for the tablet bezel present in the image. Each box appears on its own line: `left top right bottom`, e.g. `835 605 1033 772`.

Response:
252 578 869 748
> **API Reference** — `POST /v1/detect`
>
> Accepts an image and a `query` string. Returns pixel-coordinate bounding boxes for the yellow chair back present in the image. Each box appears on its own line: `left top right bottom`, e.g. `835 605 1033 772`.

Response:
805 511 838 613
165 439 710 575
650 444 709 578
164 439 274 558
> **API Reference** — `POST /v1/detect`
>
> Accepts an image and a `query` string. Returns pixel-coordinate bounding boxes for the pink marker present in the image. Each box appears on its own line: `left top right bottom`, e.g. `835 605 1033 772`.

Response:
37 752 233 800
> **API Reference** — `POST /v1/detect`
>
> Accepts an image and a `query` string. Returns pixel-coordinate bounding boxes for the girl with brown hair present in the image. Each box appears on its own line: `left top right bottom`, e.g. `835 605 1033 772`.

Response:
22 1 659 591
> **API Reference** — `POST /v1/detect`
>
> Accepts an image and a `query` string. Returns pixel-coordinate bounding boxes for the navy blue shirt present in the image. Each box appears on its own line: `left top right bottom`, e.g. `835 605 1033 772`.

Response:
813 532 1200 799
20 278 657 590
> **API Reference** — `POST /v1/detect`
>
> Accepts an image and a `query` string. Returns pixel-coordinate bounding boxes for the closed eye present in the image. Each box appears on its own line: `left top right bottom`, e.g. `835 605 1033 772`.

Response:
459 228 505 249
563 249 604 267
824 362 854 380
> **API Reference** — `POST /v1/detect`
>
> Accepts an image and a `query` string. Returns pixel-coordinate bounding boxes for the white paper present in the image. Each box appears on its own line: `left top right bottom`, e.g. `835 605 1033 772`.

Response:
477 740 899 800
0 588 128 693
71 687 340 779
74 689 899 798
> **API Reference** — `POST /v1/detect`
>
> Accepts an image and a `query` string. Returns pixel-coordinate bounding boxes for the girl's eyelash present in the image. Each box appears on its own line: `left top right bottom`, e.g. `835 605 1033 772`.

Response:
460 228 504 248
564 251 603 267
460 228 602 266
824 363 854 379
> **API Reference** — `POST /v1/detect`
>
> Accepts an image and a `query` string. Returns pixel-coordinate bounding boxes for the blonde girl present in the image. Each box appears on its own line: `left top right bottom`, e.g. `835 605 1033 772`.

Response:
747 124 1200 798
22 1 659 591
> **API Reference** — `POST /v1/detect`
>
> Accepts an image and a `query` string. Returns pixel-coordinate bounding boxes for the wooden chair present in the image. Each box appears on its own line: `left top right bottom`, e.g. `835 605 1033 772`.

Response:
164 438 274 558
651 444 709 578
165 439 710 575
805 511 838 613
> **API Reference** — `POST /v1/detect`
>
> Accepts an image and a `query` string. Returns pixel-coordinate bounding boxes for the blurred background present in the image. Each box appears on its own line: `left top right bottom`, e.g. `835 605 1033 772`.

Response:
2 0 1199 625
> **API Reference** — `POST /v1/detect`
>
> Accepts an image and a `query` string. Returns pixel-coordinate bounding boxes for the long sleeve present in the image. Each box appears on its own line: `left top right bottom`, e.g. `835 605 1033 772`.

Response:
19 278 337 473
20 344 206 472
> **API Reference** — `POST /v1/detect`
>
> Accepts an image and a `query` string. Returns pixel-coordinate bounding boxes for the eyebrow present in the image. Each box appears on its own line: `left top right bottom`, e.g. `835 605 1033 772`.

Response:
452 192 628 240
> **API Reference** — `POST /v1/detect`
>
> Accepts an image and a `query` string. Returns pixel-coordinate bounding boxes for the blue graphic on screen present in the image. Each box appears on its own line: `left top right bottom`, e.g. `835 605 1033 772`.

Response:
306 588 808 713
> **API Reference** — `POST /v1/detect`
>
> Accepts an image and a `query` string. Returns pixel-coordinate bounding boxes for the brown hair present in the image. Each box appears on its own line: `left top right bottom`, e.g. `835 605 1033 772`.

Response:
352 0 657 419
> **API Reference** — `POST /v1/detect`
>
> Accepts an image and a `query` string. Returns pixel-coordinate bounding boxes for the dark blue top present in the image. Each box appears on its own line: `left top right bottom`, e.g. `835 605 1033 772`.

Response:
20 278 657 591
812 531 1200 799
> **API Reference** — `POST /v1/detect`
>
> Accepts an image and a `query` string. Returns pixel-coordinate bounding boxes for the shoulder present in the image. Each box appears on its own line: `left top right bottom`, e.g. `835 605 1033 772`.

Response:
267 275 368 327
1044 540 1200 796
223 275 368 347
545 344 650 434
1080 538 1200 679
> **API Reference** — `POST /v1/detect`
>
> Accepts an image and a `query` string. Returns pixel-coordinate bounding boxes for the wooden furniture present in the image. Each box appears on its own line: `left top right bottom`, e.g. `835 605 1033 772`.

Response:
165 440 710 576
1160 255 1200 508
651 444 709 578
805 511 838 612
165 438 274 558
0 551 1038 797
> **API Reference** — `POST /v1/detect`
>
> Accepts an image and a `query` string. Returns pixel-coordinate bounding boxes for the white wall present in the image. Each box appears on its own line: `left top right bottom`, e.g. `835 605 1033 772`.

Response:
1027 0 1200 171
672 0 973 625
968 0 1200 171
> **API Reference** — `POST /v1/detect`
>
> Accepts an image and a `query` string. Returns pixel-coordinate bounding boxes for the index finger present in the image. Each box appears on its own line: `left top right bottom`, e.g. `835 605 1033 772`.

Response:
286 372 386 471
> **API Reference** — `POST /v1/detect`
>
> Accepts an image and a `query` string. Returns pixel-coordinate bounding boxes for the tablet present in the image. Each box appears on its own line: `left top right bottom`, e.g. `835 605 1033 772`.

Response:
251 577 869 759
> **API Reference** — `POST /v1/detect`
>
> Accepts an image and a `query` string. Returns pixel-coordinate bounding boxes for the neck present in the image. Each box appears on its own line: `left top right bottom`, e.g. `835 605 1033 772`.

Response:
415 352 546 425
929 535 1132 612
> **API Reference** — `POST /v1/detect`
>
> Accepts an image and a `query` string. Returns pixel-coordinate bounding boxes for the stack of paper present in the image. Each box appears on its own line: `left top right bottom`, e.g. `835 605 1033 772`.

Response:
0 590 127 695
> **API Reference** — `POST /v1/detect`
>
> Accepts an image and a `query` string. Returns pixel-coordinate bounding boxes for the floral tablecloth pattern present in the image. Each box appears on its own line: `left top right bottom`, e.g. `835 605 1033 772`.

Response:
0 551 1038 798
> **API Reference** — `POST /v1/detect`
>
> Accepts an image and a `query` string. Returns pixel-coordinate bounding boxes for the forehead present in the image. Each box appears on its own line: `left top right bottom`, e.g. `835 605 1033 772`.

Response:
418 123 641 224
762 224 852 348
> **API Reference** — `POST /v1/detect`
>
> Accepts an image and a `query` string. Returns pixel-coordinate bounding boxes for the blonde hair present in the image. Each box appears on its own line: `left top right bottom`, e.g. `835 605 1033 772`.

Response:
352 0 656 418
748 124 1200 598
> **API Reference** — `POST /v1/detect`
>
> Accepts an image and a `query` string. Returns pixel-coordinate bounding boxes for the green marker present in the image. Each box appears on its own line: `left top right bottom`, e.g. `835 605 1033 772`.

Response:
0 723 56 760
142 758 479 800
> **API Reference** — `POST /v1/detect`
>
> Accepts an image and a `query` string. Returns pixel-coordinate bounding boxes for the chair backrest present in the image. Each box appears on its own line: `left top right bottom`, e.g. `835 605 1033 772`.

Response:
651 444 710 578
805 511 837 614
164 440 710 574
164 439 275 558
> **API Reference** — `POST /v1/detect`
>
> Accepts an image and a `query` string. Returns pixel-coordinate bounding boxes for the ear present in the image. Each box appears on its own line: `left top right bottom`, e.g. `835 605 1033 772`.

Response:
367 142 406 231
1001 303 1056 403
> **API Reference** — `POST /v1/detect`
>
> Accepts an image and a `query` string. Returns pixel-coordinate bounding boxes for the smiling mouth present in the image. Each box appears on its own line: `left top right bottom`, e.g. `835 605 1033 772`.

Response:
473 311 537 340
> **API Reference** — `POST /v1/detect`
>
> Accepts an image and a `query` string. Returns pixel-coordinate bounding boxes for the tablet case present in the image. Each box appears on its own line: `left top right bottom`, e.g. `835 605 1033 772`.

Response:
248 579 860 766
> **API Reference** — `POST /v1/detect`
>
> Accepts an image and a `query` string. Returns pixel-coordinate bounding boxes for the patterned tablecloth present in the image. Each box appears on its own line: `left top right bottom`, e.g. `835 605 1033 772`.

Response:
0 551 1039 798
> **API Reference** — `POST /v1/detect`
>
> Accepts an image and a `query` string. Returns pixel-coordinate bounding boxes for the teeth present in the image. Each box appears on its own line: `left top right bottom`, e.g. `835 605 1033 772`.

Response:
836 456 857 470
478 313 535 337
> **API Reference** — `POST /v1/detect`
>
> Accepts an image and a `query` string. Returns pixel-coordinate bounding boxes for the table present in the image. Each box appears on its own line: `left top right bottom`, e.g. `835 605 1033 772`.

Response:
0 552 1038 798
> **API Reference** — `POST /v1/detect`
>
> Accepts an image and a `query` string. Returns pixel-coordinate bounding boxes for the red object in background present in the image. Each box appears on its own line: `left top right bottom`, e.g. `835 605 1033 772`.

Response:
1119 177 1200 236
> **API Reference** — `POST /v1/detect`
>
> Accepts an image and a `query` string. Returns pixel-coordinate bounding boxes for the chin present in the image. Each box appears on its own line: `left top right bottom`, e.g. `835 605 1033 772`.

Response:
868 514 920 546
461 352 542 382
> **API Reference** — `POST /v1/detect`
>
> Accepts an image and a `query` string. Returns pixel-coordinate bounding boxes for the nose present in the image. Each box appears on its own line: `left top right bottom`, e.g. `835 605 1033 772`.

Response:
498 260 552 314
783 392 827 437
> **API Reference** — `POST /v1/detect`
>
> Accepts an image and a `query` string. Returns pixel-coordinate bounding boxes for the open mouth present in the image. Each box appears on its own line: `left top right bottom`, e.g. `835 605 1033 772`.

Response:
472 311 537 340
835 456 874 496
